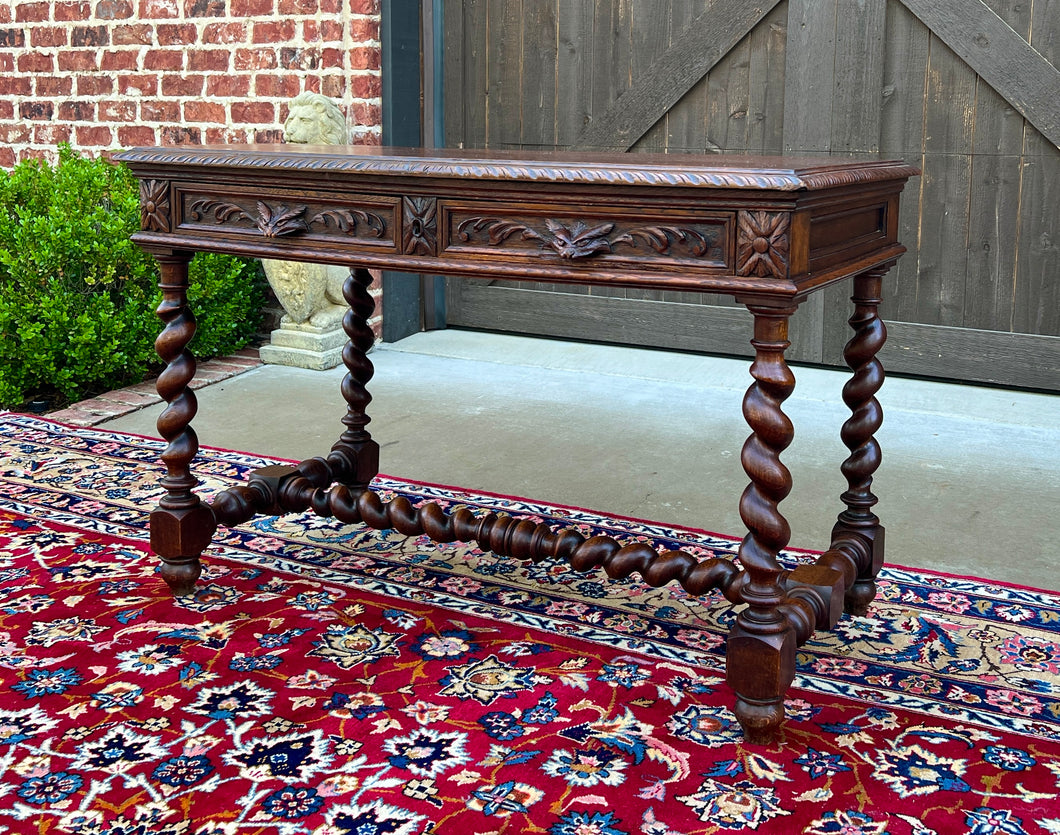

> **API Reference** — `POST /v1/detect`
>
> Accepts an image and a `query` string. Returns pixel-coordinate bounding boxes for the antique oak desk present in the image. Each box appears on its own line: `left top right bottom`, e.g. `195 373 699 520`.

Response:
116 145 917 743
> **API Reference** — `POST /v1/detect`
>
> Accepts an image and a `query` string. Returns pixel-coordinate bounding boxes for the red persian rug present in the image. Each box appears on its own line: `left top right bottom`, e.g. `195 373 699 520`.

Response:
0 412 1058 834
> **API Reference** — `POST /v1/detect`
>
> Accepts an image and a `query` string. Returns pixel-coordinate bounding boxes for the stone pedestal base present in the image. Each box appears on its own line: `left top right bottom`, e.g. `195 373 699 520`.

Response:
259 321 346 370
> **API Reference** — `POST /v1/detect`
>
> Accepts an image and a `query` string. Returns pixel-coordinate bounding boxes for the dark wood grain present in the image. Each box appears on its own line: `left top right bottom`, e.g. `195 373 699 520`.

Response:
119 144 915 745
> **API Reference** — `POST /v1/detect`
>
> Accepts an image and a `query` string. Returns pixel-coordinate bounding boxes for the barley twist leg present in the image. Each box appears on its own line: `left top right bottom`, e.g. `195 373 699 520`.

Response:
149 252 216 596
727 304 798 744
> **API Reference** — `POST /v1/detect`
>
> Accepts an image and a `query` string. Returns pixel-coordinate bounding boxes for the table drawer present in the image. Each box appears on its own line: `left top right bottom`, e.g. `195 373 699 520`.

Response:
439 201 733 273
174 186 401 252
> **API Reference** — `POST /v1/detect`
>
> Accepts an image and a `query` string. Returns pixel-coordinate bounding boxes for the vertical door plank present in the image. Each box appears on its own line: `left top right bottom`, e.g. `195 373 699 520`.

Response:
485 0 524 148
746 4 787 154
782 0 837 361
879 1 930 327
783 0 836 154
555 1 595 147
961 0 1030 333
664 0 710 153
915 33 976 328
1012 0 1060 338
631 1 673 153
820 0 888 363
520 0 558 149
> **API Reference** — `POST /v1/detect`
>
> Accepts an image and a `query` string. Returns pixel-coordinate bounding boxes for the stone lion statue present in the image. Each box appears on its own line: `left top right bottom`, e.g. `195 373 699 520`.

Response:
263 92 351 329
282 91 348 145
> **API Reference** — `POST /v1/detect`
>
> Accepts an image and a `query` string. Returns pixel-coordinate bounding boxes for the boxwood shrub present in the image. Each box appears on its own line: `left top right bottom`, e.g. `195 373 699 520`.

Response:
0 145 266 409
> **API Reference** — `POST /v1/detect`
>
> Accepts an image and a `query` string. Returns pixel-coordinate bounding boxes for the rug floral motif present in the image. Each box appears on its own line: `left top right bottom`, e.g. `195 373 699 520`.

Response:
0 412 1058 834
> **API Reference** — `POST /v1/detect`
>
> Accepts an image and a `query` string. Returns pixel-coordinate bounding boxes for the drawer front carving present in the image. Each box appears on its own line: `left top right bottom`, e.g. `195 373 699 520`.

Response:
442 202 732 272
176 188 399 250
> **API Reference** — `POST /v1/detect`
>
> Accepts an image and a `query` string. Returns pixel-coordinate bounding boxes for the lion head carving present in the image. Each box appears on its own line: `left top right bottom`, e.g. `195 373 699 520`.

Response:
283 92 347 145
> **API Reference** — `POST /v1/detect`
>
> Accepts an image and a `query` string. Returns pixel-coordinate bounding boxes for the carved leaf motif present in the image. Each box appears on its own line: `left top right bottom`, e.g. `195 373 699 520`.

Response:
312 208 386 238
402 196 438 255
189 199 252 224
457 217 542 245
613 226 711 256
139 180 170 232
256 202 308 237
737 211 790 278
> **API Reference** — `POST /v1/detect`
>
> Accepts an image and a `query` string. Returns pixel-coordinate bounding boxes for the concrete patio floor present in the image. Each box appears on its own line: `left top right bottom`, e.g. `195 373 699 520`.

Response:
103 330 1060 592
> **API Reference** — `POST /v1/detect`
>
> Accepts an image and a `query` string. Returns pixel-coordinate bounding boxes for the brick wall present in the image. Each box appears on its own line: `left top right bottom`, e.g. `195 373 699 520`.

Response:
1 0 385 337
0 0 382 168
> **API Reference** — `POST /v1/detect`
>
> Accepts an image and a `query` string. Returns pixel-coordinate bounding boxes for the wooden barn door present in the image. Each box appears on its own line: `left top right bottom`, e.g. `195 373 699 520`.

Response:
440 0 1060 390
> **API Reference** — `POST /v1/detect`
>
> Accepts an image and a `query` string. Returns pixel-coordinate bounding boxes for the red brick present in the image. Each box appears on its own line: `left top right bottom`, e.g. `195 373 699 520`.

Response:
303 75 319 93
350 100 379 125
0 76 32 95
161 74 204 96
19 149 50 164
348 45 379 70
233 47 276 70
347 15 377 42
280 46 319 70
36 75 73 95
320 47 342 67
29 131 73 157
19 101 54 120
118 125 157 146
348 72 380 99
17 52 53 71
101 49 138 70
96 0 134 18
319 74 343 98
138 0 178 17
76 125 115 146
143 49 183 70
277 0 315 13
252 20 295 43
0 53 12 72
202 21 244 43
118 73 158 95
206 74 249 96
187 49 229 71
15 1 49 21
53 0 91 18
185 0 224 16
254 74 299 98
141 99 180 121
348 0 377 12
230 0 270 14
230 101 274 124
156 23 197 44
71 23 108 45
57 49 96 70
319 0 339 12
112 23 152 44
58 100 95 120
77 75 114 95
0 100 12 119
0 28 24 46
31 25 67 46
160 125 201 144
300 20 328 42
183 100 225 123
0 124 31 143
0 4 9 23
99 99 136 120
0 147 14 169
